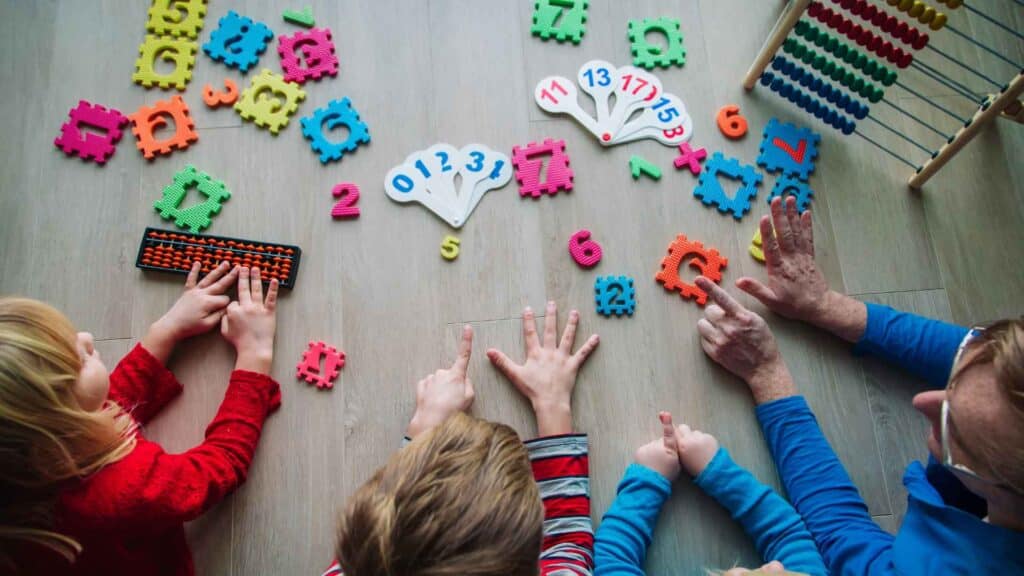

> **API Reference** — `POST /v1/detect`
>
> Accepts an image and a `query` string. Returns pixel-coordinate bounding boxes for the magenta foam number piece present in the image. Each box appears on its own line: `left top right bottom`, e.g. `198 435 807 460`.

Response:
278 27 339 84
568 229 602 268
511 138 574 198
53 100 129 165
673 142 708 175
331 183 360 218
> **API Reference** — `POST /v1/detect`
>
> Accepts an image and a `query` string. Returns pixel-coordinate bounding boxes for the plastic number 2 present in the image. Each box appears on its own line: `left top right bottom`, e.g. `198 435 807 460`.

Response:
331 183 360 218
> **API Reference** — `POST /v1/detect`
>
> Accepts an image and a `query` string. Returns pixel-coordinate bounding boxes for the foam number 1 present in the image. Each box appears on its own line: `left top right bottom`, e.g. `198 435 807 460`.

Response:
331 183 360 218
577 60 617 130
534 76 602 137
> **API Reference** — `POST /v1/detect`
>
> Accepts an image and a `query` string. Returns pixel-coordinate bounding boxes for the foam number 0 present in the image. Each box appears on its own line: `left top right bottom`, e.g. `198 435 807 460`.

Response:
716 105 748 139
568 229 602 268
440 235 460 261
331 183 360 218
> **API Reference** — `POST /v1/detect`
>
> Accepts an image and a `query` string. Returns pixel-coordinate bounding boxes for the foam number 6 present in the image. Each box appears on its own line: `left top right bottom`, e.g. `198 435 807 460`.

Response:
440 235 460 261
331 183 360 218
568 229 602 268
716 104 748 139
202 79 239 108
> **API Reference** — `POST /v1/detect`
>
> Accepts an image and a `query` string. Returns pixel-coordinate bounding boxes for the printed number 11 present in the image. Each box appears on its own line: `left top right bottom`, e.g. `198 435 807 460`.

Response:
540 79 568 104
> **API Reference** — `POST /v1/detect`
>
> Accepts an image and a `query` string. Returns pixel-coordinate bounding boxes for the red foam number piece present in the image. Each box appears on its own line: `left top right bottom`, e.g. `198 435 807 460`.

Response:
128 95 198 160
655 234 728 306
568 229 602 268
296 340 345 390
716 105 748 139
512 138 574 198
673 142 708 175
53 100 129 165
331 183 360 218
772 137 807 164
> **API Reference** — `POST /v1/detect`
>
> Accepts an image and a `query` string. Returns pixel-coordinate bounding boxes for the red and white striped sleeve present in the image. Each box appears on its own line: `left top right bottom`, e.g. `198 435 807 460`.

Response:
525 434 594 576
320 560 343 576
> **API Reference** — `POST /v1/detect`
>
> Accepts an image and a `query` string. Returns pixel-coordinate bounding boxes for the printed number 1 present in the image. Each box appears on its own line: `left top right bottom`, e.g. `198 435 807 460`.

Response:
540 79 569 104
488 159 505 180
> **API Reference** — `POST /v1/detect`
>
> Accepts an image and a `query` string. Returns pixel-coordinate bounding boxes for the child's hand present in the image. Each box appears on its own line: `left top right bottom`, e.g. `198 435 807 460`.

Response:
406 326 475 438
221 267 278 374
486 302 599 436
673 422 720 477
634 412 683 482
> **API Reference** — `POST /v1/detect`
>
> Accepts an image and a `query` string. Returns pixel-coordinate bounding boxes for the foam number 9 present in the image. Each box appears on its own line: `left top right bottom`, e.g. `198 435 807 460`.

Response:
716 104 748 139
568 229 603 268
440 235 460 261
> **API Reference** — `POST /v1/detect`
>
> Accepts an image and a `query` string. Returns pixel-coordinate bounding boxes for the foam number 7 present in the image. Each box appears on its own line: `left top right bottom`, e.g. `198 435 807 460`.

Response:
716 105 748 139
534 76 602 137
331 183 360 218
577 60 617 128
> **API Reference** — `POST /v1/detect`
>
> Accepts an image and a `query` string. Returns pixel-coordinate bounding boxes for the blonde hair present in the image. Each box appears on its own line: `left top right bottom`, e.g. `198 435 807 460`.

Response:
0 297 137 567
336 412 544 576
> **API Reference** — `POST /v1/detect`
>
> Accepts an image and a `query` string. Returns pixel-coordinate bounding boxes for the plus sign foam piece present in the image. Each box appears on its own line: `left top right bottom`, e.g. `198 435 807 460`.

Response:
767 174 815 213
128 95 198 160
146 0 207 39
628 17 686 69
655 234 728 306
673 142 707 175
749 228 765 263
512 138 573 198
203 10 274 73
531 0 588 44
693 152 764 220
234 69 306 135
277 27 338 84
757 118 821 181
132 35 196 91
629 155 662 180
53 100 129 165
568 229 602 268
295 340 345 390
300 98 369 163
595 276 636 317
153 165 231 233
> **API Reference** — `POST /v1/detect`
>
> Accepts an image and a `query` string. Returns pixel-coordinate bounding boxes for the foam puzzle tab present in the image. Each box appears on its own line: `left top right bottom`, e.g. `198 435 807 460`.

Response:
128 95 198 159
153 165 231 233
53 100 129 165
655 233 728 306
278 27 338 84
202 78 239 107
757 118 821 181
296 341 345 390
595 276 636 317
629 156 662 180
282 6 315 27
235 69 306 134
512 138 573 198
132 35 196 91
568 229 602 268
673 142 707 175
301 98 369 163
531 0 588 44
694 152 764 220
440 235 460 261
628 17 686 69
203 11 274 72
749 229 765 263
767 175 814 213
146 0 207 39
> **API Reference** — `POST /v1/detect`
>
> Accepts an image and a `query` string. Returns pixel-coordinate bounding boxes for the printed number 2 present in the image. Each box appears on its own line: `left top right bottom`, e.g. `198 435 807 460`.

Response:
331 183 360 218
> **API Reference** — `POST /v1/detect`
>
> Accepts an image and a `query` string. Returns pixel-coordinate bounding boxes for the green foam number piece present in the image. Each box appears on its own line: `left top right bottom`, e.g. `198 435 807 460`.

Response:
154 165 231 233
531 0 588 44
146 0 207 39
629 156 662 180
234 69 307 135
282 6 315 28
628 17 686 69
132 35 196 91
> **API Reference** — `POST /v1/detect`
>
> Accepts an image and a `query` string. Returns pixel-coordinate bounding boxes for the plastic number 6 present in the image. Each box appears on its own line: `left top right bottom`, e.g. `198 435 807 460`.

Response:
568 229 603 268
716 105 748 139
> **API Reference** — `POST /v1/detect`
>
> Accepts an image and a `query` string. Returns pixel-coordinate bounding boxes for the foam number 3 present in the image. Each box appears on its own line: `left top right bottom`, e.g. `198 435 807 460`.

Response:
534 76 602 138
577 60 617 131
716 105 748 139
202 79 239 108
330 183 360 218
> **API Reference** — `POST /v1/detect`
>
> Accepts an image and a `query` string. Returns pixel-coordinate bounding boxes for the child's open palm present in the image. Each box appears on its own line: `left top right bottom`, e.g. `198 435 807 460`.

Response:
221 267 278 374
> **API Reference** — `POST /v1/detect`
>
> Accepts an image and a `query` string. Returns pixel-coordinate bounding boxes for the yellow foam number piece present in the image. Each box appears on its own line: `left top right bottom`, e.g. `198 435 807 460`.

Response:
146 0 207 39
749 229 765 263
441 236 460 261
234 69 307 135
132 35 196 91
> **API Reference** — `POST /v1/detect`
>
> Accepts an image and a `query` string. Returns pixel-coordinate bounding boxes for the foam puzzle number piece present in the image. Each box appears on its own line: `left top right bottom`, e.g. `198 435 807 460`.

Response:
278 27 338 84
693 152 764 220
595 276 636 317
300 98 369 163
202 78 239 107
628 17 686 69
132 35 196 91
203 11 274 73
331 183 360 218
512 138 573 198
441 235 460 261
749 229 765 263
153 165 231 233
296 341 345 390
146 0 207 39
128 95 198 160
54 100 129 165
767 175 815 213
756 118 821 181
235 69 306 135
629 156 662 180
531 0 589 44
655 234 728 306
716 105 748 139
568 229 602 268
673 142 707 175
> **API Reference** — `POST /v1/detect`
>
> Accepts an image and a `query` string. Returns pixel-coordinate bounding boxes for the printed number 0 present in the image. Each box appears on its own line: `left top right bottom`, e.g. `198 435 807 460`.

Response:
440 236 460 261
716 105 748 139
568 230 602 268
392 174 414 193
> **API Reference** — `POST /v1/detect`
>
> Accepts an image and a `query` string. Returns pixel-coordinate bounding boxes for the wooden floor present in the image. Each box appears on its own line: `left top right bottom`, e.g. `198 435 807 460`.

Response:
2 1 1021 573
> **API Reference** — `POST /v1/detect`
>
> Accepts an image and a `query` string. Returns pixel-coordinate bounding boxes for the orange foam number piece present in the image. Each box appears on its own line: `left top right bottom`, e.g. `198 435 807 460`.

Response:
202 79 239 108
128 95 198 160
716 105 748 139
655 234 728 306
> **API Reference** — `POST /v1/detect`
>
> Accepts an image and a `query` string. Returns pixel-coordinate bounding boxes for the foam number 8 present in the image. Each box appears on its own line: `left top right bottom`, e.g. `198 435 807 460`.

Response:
440 235 460 261
716 104 748 139
568 229 603 268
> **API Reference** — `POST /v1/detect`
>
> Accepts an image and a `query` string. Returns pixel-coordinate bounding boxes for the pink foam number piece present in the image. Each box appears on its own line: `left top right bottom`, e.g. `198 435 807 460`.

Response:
673 142 708 175
296 340 345 390
277 27 339 84
511 138 573 198
331 182 360 218
53 100 129 165
568 229 602 268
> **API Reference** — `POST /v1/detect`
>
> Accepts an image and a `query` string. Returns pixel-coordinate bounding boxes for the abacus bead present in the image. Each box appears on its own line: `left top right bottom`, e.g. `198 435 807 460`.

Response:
815 55 828 70
780 83 794 98
842 121 856 135
852 77 865 92
879 41 893 58
795 43 808 58
831 13 844 29
838 17 852 34
808 99 820 114
821 83 833 97
906 28 919 46
826 36 839 52
869 35 882 52
945 0 961 8
912 33 928 50
793 67 805 82
899 0 913 10
869 89 883 103
772 57 783 70
855 53 868 68
881 16 897 33
897 52 912 68
844 49 857 64
872 10 886 27
859 84 873 98
864 58 877 74
811 77 824 91
815 32 827 47
835 43 849 58
920 7 936 23
895 21 909 41
815 105 826 118
796 20 809 34
909 1 925 17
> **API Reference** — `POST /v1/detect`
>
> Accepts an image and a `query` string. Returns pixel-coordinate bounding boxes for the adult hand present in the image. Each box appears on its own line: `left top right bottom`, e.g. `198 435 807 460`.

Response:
674 422 720 478
406 325 476 438
221 267 278 374
486 301 599 436
634 412 683 482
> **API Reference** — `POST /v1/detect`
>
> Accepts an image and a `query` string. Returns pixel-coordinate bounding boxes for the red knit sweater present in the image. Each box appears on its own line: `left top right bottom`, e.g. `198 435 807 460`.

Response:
25 344 281 576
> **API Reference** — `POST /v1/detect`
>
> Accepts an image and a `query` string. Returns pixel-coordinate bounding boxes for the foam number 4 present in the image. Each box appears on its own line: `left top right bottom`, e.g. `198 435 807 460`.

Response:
534 76 602 138
568 229 602 268
716 105 748 139
331 183 360 218
577 60 617 130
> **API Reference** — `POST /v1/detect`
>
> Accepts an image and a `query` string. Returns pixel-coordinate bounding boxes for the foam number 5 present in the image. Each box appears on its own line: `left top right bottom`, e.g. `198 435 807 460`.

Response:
578 60 617 128
716 105 748 139
568 229 602 268
331 183 360 218
534 76 602 137
440 235 460 261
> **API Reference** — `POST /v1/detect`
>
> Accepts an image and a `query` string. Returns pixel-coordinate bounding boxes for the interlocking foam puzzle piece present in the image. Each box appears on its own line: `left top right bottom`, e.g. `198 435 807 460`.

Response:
300 98 369 163
234 69 306 135
693 152 764 220
132 35 196 91
296 340 345 389
53 100 129 165
767 175 815 213
153 165 231 233
756 118 821 182
512 138 573 198
568 229 602 268
628 17 686 69
673 142 707 175
655 234 728 306
277 27 338 84
128 95 198 160
283 6 315 28
203 11 274 73
146 0 207 39
531 0 588 44
595 276 636 317
750 229 765 263
629 156 662 180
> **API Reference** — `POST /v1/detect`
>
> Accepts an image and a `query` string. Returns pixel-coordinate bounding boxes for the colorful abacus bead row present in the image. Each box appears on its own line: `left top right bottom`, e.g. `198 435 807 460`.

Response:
139 230 297 286
760 71 857 134
829 0 931 49
782 37 884 103
794 20 898 87
772 55 870 119
887 0 949 30
807 2 914 68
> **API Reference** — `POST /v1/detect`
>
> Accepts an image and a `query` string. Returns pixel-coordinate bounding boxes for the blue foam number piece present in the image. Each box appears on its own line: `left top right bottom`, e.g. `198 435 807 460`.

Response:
767 175 815 213
203 11 274 73
595 276 636 317
756 118 821 181
300 98 371 164
693 152 764 220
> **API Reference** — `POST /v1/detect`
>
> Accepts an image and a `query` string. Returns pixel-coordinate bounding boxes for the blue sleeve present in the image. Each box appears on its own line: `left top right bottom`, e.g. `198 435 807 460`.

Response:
853 302 971 388
594 464 672 576
693 447 827 576
757 396 896 576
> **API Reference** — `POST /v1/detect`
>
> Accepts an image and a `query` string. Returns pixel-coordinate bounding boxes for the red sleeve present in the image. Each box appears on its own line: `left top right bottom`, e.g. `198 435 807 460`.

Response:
107 343 183 424
526 434 593 576
61 370 281 533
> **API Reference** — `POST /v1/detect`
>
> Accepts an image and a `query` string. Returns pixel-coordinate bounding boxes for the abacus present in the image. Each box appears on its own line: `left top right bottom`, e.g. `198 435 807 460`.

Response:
135 228 302 288
744 0 1023 189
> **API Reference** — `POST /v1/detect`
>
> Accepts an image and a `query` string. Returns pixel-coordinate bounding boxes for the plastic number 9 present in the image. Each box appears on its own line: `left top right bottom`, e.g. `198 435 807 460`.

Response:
716 105 748 139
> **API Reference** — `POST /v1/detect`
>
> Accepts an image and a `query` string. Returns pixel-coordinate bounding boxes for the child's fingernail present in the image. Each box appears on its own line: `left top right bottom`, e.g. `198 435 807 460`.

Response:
548 300 555 308
524 306 532 314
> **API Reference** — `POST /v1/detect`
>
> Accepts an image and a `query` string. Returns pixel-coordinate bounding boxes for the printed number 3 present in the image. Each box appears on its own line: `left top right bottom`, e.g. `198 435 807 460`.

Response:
466 151 485 172
584 67 611 87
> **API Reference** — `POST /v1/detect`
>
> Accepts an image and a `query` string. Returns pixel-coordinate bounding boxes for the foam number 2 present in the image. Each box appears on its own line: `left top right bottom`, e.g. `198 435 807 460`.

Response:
568 229 602 268
716 105 748 139
331 183 360 218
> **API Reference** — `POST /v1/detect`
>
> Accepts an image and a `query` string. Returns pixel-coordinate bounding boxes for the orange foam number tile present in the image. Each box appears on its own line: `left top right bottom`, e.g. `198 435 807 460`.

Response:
202 78 239 108
128 95 198 160
655 234 728 306
716 104 748 139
